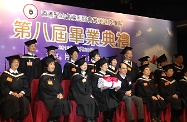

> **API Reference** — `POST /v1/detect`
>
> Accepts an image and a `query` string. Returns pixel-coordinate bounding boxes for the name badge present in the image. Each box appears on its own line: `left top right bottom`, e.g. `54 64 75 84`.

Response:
6 77 13 82
48 80 53 85
71 68 76 72
27 60 32 66
165 81 170 86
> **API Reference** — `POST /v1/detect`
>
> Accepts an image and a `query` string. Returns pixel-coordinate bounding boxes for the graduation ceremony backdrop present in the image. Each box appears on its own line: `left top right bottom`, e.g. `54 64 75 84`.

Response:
0 0 177 73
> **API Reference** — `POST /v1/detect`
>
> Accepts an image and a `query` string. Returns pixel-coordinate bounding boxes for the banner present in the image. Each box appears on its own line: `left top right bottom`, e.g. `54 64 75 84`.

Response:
0 0 177 73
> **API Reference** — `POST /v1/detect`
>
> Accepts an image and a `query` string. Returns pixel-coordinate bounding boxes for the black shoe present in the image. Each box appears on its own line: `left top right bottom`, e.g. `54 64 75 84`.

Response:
138 119 145 122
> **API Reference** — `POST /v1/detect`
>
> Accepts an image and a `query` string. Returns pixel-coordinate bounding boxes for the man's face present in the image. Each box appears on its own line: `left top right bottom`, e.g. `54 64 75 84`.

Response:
124 50 132 60
28 44 36 53
119 63 128 75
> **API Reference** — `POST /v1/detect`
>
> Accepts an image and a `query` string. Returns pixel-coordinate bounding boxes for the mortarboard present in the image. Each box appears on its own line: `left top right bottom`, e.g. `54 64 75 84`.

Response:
89 49 99 58
138 56 150 62
120 46 133 54
107 55 117 64
162 64 173 72
156 54 167 64
45 45 58 52
66 45 79 55
6 55 20 62
43 55 56 67
95 57 108 68
138 64 149 72
24 39 37 47
75 56 86 67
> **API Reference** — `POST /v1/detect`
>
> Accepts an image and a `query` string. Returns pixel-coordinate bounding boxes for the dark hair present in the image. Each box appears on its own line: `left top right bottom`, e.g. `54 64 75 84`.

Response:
118 62 126 68
9 59 20 67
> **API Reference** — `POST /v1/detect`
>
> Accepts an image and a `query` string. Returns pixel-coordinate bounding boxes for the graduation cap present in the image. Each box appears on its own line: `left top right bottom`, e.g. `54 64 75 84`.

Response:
156 54 167 64
66 45 79 55
138 56 150 62
107 55 117 64
138 64 149 72
95 57 108 68
45 45 58 52
75 56 86 67
24 39 37 47
162 64 173 72
89 49 99 59
174 53 183 58
43 55 56 67
120 46 133 54
6 55 21 62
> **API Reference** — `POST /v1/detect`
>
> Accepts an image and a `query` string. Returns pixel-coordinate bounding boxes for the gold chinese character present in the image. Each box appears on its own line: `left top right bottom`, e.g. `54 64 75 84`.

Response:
116 32 130 49
51 24 68 43
84 28 100 46
69 26 84 44
101 30 115 47
12 19 32 39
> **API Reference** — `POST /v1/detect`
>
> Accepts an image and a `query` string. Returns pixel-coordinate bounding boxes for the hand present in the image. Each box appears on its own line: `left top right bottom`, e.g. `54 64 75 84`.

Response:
125 90 132 96
17 92 23 98
115 86 120 91
173 94 178 99
157 95 164 100
11 92 17 97
57 93 63 99
152 96 158 100
100 86 107 91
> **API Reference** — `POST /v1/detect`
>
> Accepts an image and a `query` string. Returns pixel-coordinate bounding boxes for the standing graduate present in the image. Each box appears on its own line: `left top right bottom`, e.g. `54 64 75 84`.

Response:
106 55 118 76
158 64 185 122
136 64 167 122
87 49 100 77
42 45 63 82
153 54 168 84
38 55 71 121
120 46 139 83
69 56 97 122
18 39 42 87
92 57 119 122
62 45 79 80
172 53 185 82
0 55 30 121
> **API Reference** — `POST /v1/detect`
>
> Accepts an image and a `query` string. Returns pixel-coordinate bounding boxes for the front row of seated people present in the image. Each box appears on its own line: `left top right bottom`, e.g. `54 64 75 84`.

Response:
0 55 186 122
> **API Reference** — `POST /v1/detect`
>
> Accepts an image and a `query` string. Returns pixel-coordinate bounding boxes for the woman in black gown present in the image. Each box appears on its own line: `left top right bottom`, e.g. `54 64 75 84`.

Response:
38 55 71 121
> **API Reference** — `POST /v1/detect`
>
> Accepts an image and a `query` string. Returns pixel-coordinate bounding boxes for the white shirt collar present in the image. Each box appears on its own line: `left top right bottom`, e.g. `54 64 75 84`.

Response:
28 52 35 56
99 71 106 75
9 68 18 74
142 75 149 79
119 73 126 79
81 71 86 75
109 65 115 70
91 59 96 64
70 59 75 63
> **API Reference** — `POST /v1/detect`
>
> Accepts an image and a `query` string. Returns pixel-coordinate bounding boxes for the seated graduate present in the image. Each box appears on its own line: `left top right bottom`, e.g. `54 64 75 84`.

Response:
136 64 167 122
92 57 120 122
106 55 118 76
179 68 187 108
42 45 63 82
116 62 144 122
69 56 97 122
158 64 185 122
0 55 30 121
38 55 71 122
62 45 79 80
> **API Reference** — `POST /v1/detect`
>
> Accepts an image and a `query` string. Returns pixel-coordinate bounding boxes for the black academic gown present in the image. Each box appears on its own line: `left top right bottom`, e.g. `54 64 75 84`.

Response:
38 72 71 119
179 76 187 106
18 54 42 86
158 76 185 110
69 73 97 118
123 60 140 83
87 62 97 79
92 71 119 112
172 63 185 82
136 77 167 112
0 70 30 120
41 57 63 82
62 61 76 80
107 66 118 77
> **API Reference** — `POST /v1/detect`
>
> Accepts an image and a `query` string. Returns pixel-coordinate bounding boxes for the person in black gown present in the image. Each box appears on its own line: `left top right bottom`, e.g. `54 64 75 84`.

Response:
62 45 79 80
0 55 30 121
42 45 63 82
69 56 98 122
18 39 42 87
92 57 119 122
38 55 71 122
106 55 118 76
